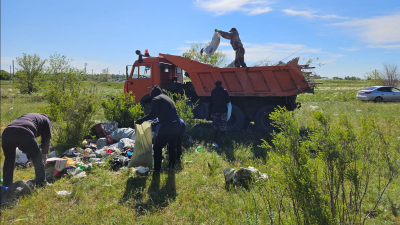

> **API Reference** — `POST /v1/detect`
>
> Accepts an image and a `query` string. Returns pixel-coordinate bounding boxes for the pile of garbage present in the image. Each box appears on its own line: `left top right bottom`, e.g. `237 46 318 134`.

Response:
43 121 151 179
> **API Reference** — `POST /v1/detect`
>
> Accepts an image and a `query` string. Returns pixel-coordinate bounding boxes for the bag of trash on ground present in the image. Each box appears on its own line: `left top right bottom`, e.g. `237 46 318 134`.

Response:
225 60 235 68
101 121 118 135
118 138 135 149
109 128 135 142
128 122 153 168
223 167 268 185
15 147 29 166
204 32 221 58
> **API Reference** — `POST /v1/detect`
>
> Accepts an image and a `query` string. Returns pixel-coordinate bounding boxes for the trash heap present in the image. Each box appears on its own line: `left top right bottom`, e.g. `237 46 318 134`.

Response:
44 121 150 180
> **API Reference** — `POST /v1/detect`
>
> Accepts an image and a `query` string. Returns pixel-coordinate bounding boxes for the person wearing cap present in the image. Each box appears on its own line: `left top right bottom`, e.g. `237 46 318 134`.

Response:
210 80 231 137
135 86 181 172
216 28 246 68
1 113 52 189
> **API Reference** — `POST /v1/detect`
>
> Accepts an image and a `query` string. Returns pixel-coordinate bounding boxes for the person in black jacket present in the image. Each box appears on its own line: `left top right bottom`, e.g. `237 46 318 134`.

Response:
1 113 51 188
135 86 181 172
210 80 231 137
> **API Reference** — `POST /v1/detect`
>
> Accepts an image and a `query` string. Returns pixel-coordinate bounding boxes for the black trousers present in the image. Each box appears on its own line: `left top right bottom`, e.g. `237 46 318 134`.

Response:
234 46 246 68
153 120 181 172
2 128 46 187
176 122 186 161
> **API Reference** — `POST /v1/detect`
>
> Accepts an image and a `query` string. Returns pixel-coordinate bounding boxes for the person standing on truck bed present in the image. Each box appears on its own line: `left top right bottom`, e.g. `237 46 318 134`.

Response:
210 80 231 138
216 28 247 68
135 86 181 172
1 113 51 191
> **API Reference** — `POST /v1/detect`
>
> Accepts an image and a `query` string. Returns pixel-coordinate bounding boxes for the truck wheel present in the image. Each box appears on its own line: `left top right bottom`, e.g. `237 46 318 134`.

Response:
227 105 246 131
255 105 277 132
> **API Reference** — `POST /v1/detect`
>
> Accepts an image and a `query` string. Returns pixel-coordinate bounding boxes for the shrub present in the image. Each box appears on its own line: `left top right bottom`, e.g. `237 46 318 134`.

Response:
41 67 97 154
100 92 144 128
166 91 198 130
42 87 98 154
261 108 400 224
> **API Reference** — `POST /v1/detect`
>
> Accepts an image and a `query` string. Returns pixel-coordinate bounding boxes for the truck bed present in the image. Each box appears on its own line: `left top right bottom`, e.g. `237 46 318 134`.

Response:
160 54 311 97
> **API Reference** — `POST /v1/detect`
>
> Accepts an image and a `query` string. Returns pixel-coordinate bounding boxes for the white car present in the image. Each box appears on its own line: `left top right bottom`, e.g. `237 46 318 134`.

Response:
356 86 400 102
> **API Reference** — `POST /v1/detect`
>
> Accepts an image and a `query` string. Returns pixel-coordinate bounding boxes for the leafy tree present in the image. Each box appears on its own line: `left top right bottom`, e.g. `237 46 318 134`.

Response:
99 68 110 82
15 53 46 94
182 43 227 67
45 53 72 83
0 70 10 80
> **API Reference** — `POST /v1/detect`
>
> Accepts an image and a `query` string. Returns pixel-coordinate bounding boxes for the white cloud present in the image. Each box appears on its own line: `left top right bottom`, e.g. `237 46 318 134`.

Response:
339 47 360 51
282 9 348 19
319 54 345 64
334 13 400 44
195 0 273 16
367 44 400 49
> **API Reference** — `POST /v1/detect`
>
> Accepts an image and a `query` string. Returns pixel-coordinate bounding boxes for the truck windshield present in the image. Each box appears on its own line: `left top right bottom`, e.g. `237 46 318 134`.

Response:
139 65 151 79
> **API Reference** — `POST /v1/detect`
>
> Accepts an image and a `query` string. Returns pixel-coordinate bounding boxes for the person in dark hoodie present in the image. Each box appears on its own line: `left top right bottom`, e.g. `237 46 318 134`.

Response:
135 86 181 172
210 80 231 137
216 28 246 68
1 113 51 189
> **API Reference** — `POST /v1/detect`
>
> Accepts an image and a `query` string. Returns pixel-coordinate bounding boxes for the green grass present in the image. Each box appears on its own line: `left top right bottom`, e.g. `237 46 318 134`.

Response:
1 80 400 224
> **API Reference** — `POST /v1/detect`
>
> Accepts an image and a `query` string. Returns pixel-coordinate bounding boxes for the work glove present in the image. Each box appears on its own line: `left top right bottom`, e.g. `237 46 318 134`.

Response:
215 29 218 32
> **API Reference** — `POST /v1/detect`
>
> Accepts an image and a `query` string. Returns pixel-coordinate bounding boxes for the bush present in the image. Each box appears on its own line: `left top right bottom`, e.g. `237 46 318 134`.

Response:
261 108 400 224
166 91 198 130
100 92 144 128
41 66 97 154
42 87 98 154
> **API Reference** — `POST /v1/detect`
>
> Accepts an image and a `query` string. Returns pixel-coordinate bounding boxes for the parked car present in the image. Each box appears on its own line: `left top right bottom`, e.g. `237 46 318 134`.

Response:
356 86 400 102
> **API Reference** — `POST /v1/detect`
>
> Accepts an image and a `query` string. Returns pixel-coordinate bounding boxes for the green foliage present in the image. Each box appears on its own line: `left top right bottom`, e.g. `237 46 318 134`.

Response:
15 53 46 94
40 56 97 153
100 92 144 128
0 70 10 80
166 91 198 130
99 68 110 82
43 87 98 153
182 42 227 67
261 108 400 224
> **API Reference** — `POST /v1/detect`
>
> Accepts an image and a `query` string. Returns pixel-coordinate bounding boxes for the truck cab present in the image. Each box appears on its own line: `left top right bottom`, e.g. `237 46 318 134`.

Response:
124 52 184 105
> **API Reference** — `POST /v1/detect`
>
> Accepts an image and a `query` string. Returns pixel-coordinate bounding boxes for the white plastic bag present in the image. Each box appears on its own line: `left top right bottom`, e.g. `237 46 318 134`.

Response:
204 32 221 58
225 61 235 68
227 102 232 121
15 147 28 165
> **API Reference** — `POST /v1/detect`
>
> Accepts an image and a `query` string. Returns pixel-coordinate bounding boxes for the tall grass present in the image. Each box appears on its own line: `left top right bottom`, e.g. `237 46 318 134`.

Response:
1 79 400 224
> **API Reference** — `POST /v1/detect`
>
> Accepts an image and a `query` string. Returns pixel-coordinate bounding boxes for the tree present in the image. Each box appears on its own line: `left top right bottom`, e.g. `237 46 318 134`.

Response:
381 63 399 86
15 53 46 94
182 43 227 67
0 70 10 80
46 53 72 83
99 68 110 82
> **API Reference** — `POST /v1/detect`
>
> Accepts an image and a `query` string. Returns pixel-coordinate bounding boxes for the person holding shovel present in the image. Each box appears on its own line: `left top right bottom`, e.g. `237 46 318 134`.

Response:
1 113 51 192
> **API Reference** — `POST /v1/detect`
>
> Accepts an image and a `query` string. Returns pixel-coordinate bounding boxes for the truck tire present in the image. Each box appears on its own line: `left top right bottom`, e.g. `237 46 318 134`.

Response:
227 104 246 131
255 105 277 132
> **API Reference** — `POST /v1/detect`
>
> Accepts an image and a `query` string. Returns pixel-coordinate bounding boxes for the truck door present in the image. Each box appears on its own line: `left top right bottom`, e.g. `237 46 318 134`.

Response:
127 65 153 102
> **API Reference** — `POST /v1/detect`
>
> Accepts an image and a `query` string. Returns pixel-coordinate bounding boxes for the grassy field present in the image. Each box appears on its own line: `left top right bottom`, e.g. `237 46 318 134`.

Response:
1 80 400 224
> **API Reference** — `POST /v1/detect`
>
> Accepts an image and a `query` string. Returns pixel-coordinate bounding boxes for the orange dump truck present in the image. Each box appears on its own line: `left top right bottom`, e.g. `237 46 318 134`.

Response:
124 51 313 131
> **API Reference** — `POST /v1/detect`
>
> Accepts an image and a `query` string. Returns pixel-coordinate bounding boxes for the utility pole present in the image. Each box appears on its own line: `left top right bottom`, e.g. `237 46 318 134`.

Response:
84 63 87 74
92 69 93 76
10 65 12 82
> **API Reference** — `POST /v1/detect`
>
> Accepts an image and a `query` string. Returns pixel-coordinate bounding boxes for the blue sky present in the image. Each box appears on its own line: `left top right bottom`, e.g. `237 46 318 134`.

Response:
1 0 399 78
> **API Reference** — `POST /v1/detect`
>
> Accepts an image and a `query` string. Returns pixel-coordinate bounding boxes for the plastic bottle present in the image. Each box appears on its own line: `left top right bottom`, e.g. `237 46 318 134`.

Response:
77 164 86 171
196 145 203 152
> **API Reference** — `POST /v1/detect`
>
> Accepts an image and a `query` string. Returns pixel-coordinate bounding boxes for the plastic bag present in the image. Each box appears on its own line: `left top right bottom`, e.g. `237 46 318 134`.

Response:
128 122 153 168
204 32 221 58
225 60 235 68
109 128 135 142
227 102 232 121
118 138 135 149
101 121 118 135
96 138 108 149
15 147 28 165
